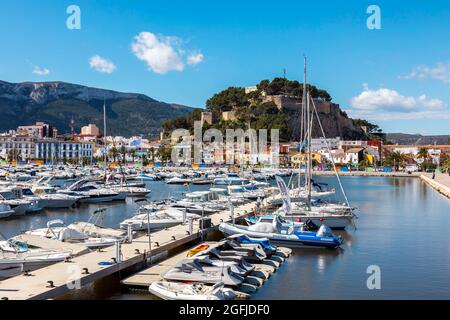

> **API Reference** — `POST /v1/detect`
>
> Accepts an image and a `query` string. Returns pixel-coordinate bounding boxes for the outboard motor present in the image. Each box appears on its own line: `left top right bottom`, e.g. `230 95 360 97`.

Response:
302 219 318 231
317 224 333 238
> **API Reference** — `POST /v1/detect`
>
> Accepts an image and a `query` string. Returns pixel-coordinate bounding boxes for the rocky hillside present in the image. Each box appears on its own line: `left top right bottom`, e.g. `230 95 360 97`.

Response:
282 100 366 140
163 78 368 141
386 133 450 145
0 80 193 137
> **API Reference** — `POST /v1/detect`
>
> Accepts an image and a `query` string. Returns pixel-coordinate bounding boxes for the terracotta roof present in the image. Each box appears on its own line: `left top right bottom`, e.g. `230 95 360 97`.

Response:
345 147 364 153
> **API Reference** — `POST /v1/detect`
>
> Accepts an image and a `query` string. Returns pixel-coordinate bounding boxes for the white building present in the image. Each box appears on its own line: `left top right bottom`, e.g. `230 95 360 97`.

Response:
338 140 368 150
0 135 36 160
392 146 419 155
427 149 442 165
318 149 346 164
35 140 93 161
311 137 341 152
345 147 365 165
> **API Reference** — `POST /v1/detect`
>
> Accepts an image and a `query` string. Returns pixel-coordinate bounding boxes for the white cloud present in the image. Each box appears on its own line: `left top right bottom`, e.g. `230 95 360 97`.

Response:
131 31 203 74
401 60 450 84
33 66 50 76
132 32 184 74
347 84 449 120
350 87 416 112
187 53 204 65
418 95 446 110
89 55 117 74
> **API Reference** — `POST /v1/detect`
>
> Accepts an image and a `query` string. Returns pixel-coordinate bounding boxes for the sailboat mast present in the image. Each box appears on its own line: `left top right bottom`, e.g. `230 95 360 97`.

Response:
103 99 107 179
304 57 312 208
307 90 312 207
298 56 307 190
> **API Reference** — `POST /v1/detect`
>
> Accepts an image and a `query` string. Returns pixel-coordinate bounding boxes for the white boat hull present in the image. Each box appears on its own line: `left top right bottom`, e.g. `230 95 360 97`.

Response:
0 254 70 279
283 215 352 229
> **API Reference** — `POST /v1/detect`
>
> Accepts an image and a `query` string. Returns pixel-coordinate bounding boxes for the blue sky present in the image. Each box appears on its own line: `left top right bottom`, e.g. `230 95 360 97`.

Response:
0 0 449 134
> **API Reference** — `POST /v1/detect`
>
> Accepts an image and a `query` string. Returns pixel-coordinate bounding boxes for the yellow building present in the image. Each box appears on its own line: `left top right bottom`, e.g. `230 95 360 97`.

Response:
200 112 213 126
290 152 322 164
81 124 100 136
222 111 236 121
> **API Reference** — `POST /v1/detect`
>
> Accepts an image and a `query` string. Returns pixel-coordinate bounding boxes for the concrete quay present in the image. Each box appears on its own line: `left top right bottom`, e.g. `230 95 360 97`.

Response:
420 173 450 199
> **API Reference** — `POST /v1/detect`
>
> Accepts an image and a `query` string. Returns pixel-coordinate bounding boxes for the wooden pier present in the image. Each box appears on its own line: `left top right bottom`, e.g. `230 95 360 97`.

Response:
0 202 259 300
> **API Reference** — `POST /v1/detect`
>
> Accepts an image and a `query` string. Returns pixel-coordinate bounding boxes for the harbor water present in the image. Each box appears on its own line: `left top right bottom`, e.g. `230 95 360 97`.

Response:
1 176 449 299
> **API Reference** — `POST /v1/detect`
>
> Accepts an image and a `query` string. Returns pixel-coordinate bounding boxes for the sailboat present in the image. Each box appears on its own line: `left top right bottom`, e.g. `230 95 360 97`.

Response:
268 57 356 229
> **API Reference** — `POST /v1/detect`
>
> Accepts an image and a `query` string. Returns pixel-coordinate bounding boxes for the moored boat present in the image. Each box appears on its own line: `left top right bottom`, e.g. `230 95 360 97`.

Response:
219 216 343 249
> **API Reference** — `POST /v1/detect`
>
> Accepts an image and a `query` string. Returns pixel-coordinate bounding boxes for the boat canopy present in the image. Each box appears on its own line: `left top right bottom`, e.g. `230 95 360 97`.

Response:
58 227 88 241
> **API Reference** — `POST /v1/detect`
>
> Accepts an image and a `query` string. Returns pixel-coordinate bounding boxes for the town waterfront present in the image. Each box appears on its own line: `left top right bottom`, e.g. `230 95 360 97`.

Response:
2 175 448 300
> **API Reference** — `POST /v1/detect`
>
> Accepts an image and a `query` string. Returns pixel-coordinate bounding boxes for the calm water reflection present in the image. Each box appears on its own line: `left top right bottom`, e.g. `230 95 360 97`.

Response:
1 176 449 299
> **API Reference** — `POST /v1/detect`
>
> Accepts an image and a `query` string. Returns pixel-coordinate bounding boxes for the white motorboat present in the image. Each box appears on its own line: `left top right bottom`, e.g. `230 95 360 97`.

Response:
0 189 33 216
23 186 81 209
26 220 118 249
209 188 248 205
119 208 199 231
161 256 245 286
136 173 157 181
68 221 127 239
227 185 266 201
171 191 228 214
108 186 151 197
0 238 71 279
213 173 249 185
0 203 14 219
61 180 121 203
166 177 191 185
149 281 238 300
219 216 343 249
268 188 336 205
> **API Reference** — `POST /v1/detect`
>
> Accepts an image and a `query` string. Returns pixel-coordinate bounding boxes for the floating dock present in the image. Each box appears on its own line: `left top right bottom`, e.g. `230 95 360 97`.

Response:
122 241 291 295
0 201 260 300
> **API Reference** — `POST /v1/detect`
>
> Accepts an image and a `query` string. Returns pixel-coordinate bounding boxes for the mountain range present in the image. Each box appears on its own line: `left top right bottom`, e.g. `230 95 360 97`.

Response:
0 80 193 137
386 133 450 145
4 80 442 144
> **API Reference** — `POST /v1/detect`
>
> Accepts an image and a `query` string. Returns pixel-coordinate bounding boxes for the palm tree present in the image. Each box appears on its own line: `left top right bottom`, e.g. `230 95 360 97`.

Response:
129 149 137 163
157 144 172 164
7 149 21 162
388 151 406 171
417 147 429 171
119 146 127 164
443 156 450 173
147 148 155 163
108 146 119 163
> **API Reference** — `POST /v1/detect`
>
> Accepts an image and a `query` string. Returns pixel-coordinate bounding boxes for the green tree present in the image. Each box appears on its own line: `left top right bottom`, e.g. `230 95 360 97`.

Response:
7 149 21 162
157 144 173 164
108 146 119 163
129 149 137 163
351 119 380 133
161 108 202 133
388 151 407 171
443 155 450 173
119 146 127 164
206 87 248 114
417 147 429 171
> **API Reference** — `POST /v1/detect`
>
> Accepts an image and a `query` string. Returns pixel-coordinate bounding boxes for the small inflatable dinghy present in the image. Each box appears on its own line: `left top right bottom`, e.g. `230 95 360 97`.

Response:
149 281 237 300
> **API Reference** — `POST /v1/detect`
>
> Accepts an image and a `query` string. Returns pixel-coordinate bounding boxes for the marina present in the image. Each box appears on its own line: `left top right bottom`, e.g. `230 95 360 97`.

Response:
0 0 449 310
0 169 449 300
